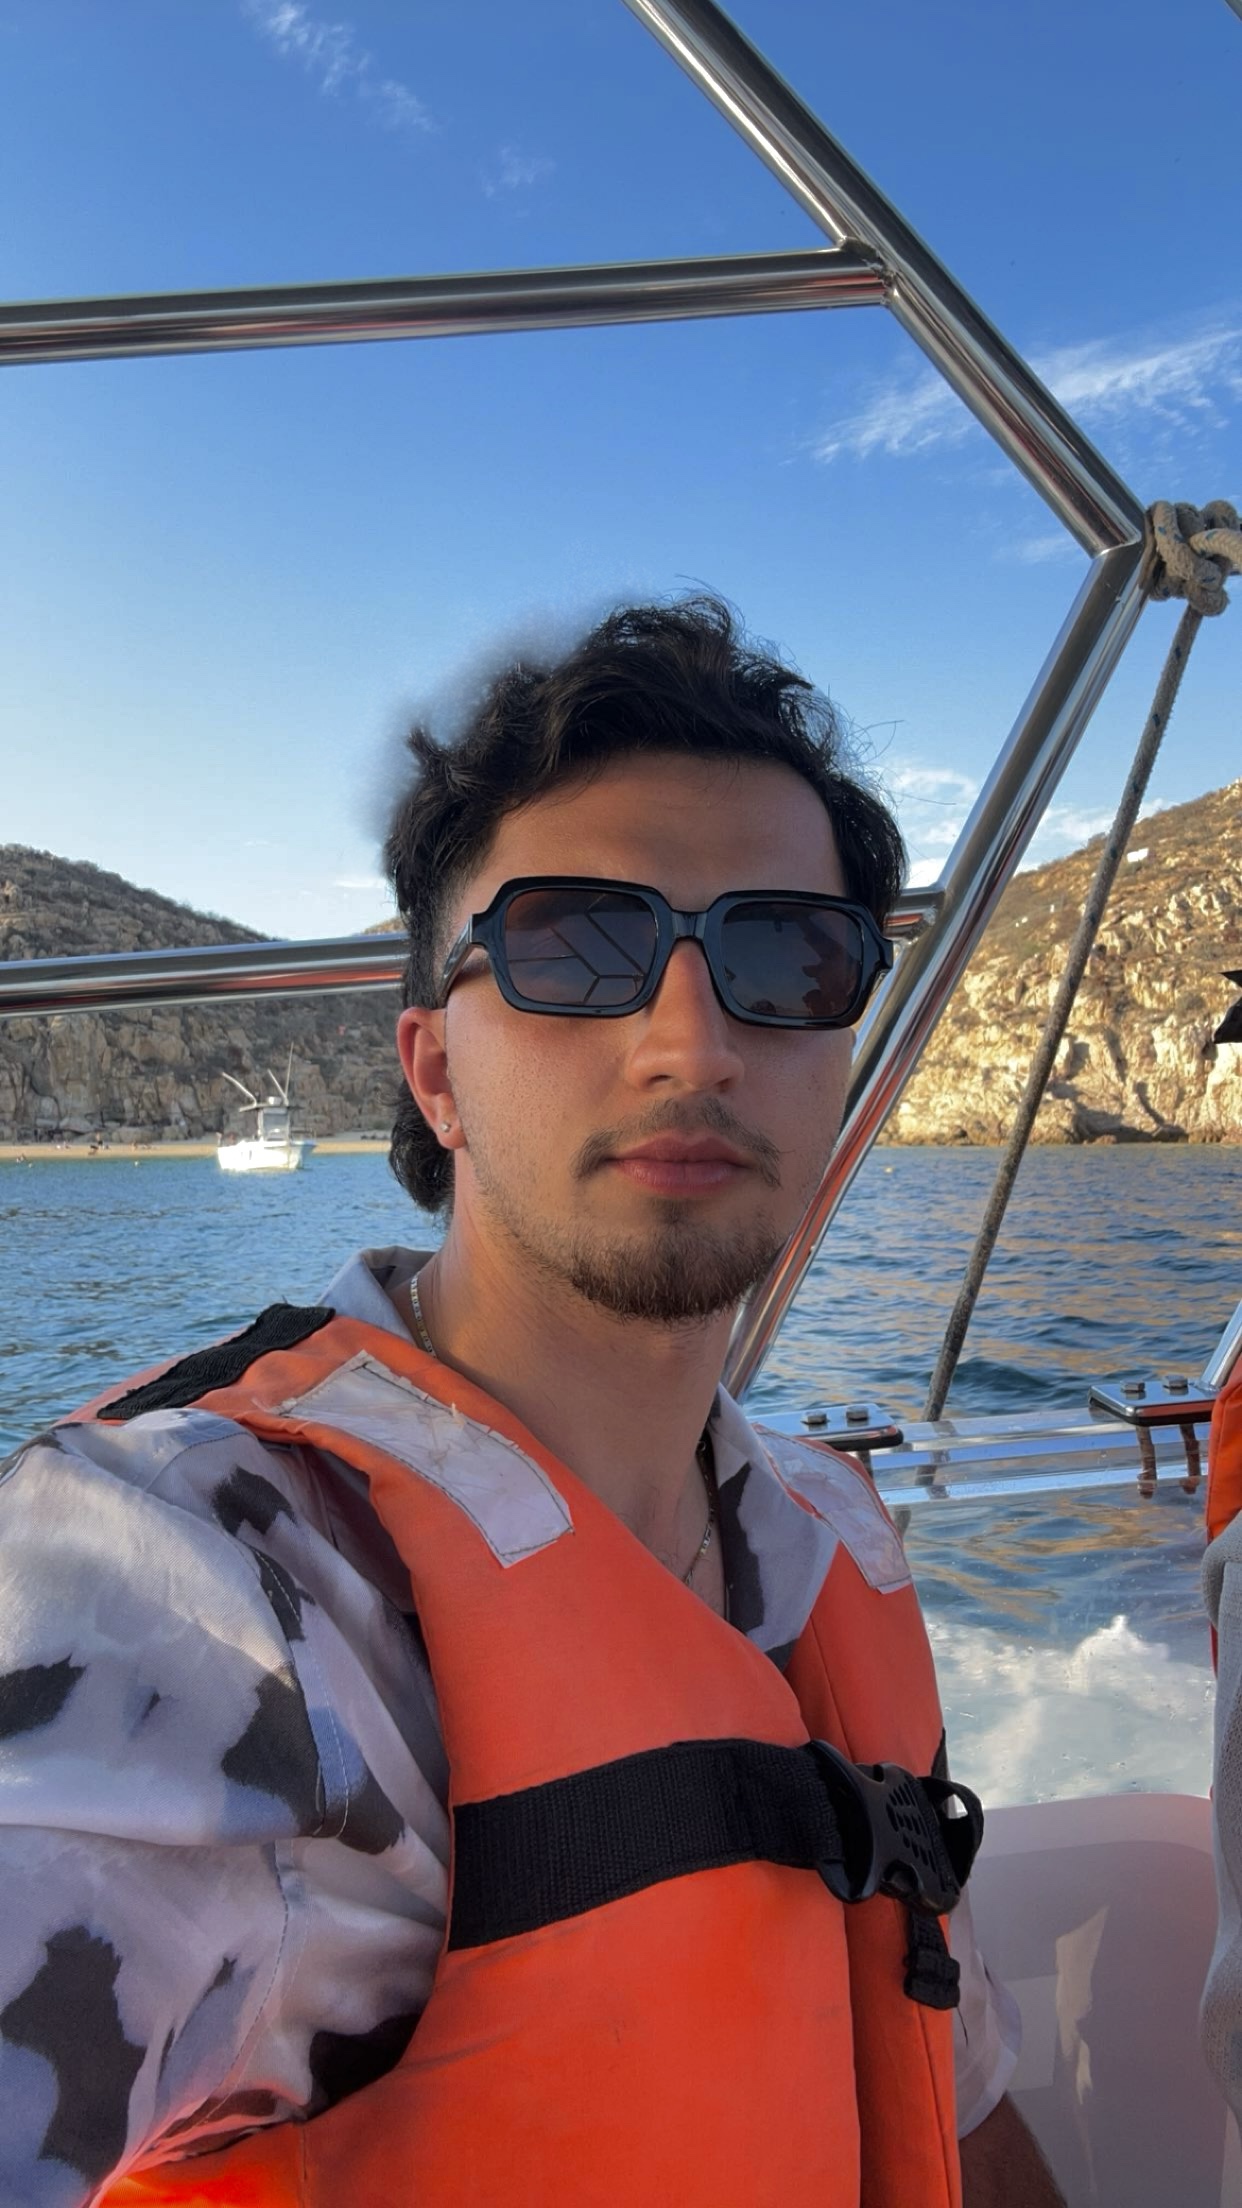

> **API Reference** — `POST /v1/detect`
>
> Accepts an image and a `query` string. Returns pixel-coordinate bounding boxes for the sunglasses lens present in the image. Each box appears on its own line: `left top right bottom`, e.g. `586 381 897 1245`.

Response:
720 900 867 1021
503 888 658 1008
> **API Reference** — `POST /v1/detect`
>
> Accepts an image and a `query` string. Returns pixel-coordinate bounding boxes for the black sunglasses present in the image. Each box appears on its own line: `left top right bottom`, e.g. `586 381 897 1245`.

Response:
439 877 893 1029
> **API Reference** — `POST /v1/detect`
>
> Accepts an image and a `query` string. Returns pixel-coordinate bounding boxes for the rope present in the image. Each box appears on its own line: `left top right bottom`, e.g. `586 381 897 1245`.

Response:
922 501 1241 1423
1146 500 1242 616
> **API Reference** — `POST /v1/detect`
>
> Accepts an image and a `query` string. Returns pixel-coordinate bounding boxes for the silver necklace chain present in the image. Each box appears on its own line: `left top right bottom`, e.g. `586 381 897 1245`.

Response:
408 1271 437 1358
682 1437 717 1585
409 1271 717 1585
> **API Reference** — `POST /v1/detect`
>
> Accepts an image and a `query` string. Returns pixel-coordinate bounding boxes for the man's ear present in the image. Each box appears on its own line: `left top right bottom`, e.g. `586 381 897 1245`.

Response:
397 1006 464 1151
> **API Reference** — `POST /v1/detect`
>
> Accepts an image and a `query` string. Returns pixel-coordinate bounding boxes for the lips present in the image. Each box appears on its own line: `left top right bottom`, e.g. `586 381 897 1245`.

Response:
608 1135 752 1195
614 1137 750 1168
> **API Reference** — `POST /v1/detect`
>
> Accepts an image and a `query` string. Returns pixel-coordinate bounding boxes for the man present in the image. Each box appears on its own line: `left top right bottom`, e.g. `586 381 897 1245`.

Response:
0 598 1059 2203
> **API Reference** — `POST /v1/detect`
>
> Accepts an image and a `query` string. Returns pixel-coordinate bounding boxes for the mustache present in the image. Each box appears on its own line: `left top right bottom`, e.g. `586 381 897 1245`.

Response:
571 1098 782 1190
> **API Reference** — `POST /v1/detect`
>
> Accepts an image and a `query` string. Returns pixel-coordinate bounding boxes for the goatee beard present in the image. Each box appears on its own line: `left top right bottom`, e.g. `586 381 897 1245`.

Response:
538 1214 782 1325
459 1094 788 1325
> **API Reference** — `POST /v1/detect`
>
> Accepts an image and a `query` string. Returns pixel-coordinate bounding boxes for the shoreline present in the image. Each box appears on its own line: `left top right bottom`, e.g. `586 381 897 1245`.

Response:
0 1138 390 1162
0 1135 1235 1165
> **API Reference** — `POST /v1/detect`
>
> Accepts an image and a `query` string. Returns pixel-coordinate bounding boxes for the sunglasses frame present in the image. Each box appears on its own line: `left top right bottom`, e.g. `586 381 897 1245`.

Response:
438 876 894 1029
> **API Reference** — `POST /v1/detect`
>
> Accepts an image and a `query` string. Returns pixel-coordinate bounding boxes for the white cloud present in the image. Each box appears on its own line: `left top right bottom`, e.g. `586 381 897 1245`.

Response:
888 763 980 804
1001 531 1083 567
1019 796 1166 870
902 785 1168 883
1046 326 1242 428
369 77 432 132
244 2 432 132
1033 804 1115 851
888 762 979 872
914 818 966 851
332 874 389 892
482 145 556 199
816 320 1242 468
816 375 964 465
888 762 1170 883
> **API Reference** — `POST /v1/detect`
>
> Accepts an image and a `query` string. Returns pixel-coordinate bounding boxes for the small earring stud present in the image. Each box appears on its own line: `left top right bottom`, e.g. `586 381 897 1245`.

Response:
440 1120 452 1132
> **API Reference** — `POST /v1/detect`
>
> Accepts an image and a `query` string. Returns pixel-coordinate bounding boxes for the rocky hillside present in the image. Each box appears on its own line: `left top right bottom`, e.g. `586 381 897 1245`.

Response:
886 780 1242 1144
0 848 400 1142
2 781 1239 1147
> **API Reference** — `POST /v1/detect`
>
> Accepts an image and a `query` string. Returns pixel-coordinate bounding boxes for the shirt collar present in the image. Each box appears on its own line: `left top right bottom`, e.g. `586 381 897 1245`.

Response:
320 1245 431 1343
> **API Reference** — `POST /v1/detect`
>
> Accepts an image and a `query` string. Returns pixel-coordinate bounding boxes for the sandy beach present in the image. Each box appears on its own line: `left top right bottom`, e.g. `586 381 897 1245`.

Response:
0 1138 389 1162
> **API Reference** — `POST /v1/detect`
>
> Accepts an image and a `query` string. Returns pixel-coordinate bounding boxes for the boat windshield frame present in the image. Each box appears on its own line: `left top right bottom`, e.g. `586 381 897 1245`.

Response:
1 0 1193 1397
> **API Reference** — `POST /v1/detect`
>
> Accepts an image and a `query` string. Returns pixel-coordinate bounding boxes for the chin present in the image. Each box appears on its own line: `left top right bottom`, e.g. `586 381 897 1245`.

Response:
562 1217 785 1327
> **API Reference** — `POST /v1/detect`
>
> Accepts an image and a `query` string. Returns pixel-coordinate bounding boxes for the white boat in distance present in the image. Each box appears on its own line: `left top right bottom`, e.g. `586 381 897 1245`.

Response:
217 1053 315 1174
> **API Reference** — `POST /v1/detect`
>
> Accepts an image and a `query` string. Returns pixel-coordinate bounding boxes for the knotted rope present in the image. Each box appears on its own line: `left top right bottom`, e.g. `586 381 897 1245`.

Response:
1147 499 1242 617
922 500 1242 1422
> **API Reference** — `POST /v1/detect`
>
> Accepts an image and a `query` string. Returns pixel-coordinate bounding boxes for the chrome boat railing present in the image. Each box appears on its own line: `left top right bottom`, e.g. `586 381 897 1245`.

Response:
623 0 1142 557
0 892 939 1018
0 246 884 365
1 0 1197 1404
758 1402 1212 1511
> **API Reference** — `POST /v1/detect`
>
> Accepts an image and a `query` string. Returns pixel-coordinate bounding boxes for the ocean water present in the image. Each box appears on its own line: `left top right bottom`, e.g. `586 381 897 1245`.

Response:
3 1141 1239 1805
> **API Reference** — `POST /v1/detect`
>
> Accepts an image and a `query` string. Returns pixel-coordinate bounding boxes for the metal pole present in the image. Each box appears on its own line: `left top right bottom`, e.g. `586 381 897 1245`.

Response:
922 597 1202 1420
623 0 1144 557
725 538 1149 1396
0 936 406 1018
0 891 941 1021
1203 1299 1242 1392
0 247 883 369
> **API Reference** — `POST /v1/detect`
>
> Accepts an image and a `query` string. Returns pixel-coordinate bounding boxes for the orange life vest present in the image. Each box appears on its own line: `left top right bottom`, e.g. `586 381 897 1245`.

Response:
84 1305 969 2208
1206 1363 1242 1550
1205 1363 1242 1669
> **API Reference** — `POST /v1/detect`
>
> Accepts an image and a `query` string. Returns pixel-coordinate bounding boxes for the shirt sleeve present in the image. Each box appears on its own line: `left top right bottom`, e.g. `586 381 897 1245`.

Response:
948 1886 1022 2135
1202 1514 1242 2125
0 1417 447 2206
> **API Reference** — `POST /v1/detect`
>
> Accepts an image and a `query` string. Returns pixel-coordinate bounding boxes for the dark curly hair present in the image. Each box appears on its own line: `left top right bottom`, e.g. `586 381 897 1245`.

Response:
385 595 905 1214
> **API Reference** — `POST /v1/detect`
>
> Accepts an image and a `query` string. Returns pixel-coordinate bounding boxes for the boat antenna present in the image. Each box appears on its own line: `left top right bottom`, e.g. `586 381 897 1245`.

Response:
220 1070 260 1111
265 1049 293 1106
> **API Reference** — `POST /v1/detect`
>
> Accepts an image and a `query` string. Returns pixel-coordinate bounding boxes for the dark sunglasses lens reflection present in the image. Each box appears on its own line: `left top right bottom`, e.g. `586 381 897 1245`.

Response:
497 885 873 1023
719 901 865 1021
503 888 659 1008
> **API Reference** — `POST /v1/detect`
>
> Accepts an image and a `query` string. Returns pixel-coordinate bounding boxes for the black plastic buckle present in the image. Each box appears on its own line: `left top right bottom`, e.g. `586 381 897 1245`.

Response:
808 1740 964 1918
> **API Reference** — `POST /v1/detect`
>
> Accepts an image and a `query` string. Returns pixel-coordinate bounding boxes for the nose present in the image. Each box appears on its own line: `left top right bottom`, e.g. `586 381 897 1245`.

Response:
623 939 746 1094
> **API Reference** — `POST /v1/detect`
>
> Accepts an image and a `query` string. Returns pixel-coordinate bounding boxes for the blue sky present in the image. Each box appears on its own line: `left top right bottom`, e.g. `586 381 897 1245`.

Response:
1 0 1239 939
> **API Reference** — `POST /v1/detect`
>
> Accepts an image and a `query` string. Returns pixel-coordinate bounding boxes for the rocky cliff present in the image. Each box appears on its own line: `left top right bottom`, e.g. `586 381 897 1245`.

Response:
3 780 1240 1147
885 780 1242 1145
0 848 400 1142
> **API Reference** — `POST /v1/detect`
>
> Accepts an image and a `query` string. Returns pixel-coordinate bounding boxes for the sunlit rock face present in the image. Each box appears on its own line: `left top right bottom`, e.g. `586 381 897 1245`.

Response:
0 847 400 1143
1 777 1238 1146
886 780 1242 1147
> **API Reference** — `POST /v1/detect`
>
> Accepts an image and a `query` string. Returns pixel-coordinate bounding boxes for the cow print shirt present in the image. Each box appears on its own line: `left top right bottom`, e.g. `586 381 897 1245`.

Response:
0 1247 1018 2204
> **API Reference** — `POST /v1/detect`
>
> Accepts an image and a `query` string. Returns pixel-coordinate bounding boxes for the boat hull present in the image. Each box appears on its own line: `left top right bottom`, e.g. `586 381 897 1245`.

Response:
217 1138 314 1173
971 1792 1235 2205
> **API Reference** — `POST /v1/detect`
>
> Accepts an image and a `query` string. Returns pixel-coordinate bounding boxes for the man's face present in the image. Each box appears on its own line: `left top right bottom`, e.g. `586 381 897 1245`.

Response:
401 752 856 1325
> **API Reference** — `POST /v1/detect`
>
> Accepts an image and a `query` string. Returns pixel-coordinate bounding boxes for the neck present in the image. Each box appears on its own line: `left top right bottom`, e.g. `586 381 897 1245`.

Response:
414 1210 731 1560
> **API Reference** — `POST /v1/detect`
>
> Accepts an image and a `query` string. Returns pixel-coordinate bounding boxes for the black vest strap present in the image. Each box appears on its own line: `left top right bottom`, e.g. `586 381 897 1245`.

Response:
904 1910 962 2011
450 1735 981 2008
98 1303 335 1421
